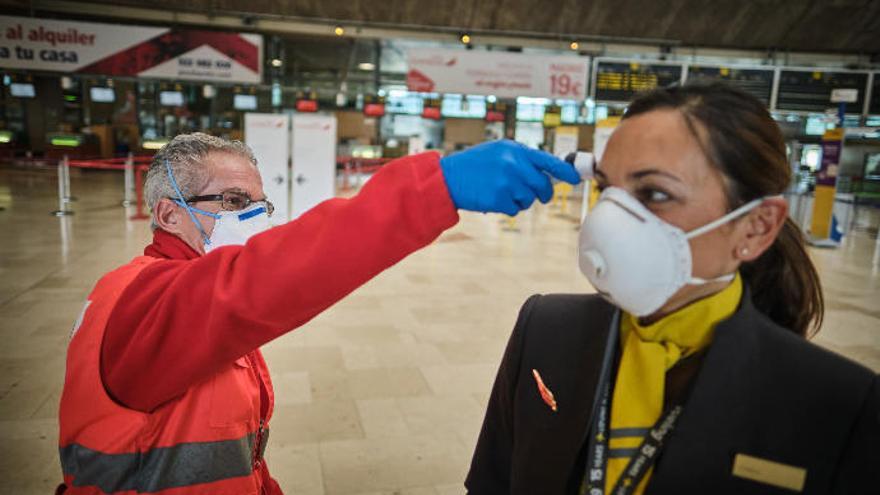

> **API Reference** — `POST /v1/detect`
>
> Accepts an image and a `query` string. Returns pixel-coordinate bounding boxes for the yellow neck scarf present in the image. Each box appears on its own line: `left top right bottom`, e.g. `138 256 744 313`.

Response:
605 273 743 494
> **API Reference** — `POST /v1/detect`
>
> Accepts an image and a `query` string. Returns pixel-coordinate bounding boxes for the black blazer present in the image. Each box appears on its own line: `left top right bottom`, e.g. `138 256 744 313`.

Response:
466 294 880 494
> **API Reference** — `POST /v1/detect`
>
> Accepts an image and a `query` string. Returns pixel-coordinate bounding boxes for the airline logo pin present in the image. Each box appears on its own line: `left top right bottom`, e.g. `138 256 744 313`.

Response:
532 369 558 412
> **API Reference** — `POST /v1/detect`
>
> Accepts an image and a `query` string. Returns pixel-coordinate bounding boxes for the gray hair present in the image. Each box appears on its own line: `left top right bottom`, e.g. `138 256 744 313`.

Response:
145 132 257 229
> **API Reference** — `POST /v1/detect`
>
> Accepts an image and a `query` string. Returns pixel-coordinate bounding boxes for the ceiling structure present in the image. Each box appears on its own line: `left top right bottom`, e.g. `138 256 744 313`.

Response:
4 0 880 55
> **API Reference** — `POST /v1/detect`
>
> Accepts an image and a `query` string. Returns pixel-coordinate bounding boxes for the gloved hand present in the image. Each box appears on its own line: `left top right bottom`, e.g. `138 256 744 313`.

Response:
440 140 582 215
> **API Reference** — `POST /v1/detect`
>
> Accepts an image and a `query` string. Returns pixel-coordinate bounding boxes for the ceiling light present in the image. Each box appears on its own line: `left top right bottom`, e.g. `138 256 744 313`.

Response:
358 62 375 71
570 41 579 50
334 25 345 36
460 33 471 44
270 58 283 67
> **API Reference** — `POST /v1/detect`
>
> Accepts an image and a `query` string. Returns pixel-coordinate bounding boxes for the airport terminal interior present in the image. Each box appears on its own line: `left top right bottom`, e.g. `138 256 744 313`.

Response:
1 1 879 494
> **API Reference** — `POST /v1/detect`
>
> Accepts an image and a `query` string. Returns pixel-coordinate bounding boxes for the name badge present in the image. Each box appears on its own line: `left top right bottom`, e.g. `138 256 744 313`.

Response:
732 453 806 492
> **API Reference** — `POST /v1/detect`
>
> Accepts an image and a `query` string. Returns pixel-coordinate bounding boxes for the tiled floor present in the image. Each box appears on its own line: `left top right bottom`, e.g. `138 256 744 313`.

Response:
1 165 878 494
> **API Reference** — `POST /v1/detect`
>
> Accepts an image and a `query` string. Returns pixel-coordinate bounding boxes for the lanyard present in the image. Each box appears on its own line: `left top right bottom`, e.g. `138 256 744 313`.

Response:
579 312 685 495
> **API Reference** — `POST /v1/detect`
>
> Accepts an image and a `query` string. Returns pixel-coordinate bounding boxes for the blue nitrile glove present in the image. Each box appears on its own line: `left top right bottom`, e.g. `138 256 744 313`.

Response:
440 140 582 215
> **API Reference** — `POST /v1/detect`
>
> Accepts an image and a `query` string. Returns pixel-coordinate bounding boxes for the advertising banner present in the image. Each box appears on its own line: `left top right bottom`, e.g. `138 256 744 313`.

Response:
0 15 262 83
407 48 589 100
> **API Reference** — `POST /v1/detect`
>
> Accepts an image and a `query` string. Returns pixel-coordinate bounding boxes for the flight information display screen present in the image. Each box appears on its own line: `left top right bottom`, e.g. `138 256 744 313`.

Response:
594 61 683 103
686 66 774 105
159 91 185 107
776 70 868 113
89 87 115 103
10 83 35 98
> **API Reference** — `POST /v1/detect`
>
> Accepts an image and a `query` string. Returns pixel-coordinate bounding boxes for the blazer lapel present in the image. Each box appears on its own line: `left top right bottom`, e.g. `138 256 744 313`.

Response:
513 296 617 493
646 295 765 493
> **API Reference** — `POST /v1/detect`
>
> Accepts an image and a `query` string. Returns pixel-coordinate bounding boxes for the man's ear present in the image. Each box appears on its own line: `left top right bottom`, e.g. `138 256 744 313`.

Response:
153 198 186 235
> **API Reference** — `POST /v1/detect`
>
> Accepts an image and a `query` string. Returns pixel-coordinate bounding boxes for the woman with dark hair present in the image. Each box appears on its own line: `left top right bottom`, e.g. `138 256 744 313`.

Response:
466 83 879 495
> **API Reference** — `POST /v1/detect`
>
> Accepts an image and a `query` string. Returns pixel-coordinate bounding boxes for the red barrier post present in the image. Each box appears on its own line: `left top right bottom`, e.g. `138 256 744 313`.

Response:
129 166 149 220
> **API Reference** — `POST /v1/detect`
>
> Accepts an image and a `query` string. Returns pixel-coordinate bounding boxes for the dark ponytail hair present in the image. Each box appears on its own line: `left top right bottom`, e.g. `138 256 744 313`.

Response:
623 83 823 337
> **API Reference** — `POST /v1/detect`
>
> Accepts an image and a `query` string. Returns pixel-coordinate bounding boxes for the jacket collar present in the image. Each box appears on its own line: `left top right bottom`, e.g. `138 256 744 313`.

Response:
518 289 804 493
567 290 778 493
645 289 783 493
143 229 201 260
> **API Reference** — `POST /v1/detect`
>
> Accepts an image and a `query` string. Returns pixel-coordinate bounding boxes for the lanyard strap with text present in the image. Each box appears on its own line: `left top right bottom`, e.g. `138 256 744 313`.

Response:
579 343 685 495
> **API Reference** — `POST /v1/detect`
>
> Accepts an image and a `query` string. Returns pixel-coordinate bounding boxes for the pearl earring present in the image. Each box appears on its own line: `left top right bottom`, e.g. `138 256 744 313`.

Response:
740 247 749 256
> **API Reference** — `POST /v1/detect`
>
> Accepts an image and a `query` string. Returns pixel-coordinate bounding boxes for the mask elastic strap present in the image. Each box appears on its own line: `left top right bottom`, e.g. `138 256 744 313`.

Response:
689 273 736 285
684 197 766 240
685 195 783 285
176 202 222 220
164 159 214 245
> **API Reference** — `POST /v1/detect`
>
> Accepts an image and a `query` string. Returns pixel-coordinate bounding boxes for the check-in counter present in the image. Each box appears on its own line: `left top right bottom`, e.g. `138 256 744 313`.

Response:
141 137 170 153
45 133 100 160
786 191 858 238
0 130 21 160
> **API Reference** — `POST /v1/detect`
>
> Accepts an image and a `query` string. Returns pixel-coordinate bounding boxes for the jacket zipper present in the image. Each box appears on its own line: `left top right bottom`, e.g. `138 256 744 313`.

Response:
254 418 265 468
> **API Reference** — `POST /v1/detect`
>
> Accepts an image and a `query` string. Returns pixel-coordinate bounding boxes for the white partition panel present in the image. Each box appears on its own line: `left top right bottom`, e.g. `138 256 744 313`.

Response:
291 114 338 218
245 113 291 224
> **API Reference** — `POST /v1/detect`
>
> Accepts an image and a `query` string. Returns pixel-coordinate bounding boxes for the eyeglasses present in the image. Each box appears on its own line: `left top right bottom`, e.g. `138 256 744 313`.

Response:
186 190 274 217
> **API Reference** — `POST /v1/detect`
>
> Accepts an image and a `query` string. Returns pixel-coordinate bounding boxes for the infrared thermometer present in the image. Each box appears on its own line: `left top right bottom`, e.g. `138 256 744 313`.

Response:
564 151 596 181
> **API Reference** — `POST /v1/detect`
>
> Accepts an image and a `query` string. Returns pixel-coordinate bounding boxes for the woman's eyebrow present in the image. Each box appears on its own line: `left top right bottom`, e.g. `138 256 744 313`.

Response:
630 169 682 182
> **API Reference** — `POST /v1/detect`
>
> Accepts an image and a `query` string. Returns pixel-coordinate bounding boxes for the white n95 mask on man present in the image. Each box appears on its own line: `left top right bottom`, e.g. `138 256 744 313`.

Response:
202 204 272 253
578 186 766 316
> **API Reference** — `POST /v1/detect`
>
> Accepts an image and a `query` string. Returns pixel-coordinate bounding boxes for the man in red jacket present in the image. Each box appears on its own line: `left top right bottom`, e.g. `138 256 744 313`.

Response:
57 132 580 494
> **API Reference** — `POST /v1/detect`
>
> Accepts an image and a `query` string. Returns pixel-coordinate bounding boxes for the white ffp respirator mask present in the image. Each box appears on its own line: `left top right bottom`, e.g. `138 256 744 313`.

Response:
578 186 766 316
201 204 272 253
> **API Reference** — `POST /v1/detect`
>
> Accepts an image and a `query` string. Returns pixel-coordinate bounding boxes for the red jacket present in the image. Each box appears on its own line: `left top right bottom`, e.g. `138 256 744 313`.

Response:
59 153 458 493
60 255 277 494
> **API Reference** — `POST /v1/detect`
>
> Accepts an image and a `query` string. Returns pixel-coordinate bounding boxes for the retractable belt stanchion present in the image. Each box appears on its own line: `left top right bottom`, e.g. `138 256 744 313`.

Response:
122 153 135 206
552 182 573 217
354 159 364 188
63 154 76 202
129 165 149 220
873 228 880 267
52 155 74 216
343 161 352 192
580 181 590 223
